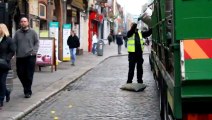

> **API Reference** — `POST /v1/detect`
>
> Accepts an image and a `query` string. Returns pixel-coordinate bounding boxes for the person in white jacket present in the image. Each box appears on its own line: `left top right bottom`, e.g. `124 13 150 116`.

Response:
92 33 98 54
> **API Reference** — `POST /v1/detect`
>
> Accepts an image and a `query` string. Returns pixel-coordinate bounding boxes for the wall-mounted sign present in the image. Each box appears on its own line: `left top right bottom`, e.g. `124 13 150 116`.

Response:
49 22 59 64
29 0 38 16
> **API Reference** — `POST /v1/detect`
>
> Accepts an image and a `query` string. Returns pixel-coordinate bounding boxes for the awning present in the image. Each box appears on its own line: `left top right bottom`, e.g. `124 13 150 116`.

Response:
96 0 107 4
71 0 84 10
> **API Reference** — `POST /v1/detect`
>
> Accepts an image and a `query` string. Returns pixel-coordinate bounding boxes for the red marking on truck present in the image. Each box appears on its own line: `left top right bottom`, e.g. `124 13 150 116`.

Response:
184 40 208 59
184 113 212 120
195 39 212 58
184 50 192 60
183 39 212 60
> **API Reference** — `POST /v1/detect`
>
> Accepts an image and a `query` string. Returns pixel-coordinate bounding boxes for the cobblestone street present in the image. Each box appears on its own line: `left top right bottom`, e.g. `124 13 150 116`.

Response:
23 54 160 120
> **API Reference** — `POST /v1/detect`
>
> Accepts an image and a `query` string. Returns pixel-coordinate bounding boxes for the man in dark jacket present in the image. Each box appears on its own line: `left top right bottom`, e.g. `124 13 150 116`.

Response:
126 23 152 84
67 30 80 66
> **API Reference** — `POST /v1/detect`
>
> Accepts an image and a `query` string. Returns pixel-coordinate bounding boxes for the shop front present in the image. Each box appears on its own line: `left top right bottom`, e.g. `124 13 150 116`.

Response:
88 11 103 52
0 0 28 35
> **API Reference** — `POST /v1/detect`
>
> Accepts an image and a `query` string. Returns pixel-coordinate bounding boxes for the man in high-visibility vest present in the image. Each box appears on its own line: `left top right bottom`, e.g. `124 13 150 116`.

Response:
126 23 152 84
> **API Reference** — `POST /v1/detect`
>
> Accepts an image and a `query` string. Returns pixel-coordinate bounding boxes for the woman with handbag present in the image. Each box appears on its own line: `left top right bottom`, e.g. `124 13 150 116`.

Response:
0 24 15 109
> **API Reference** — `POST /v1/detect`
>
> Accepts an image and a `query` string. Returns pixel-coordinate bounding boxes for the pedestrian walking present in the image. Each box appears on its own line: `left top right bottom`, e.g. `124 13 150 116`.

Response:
14 17 39 98
0 24 15 108
116 32 123 54
110 29 115 43
92 33 98 54
107 33 113 45
123 34 128 48
126 23 152 84
67 30 80 66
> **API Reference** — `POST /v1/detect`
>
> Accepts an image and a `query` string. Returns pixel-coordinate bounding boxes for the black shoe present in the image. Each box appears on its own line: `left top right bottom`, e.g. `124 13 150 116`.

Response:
6 91 11 102
0 101 3 107
25 94 31 98
6 95 10 102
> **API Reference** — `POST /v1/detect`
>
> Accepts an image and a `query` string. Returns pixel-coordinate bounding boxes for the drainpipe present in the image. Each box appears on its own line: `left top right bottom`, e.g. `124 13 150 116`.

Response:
63 0 67 24
47 0 51 29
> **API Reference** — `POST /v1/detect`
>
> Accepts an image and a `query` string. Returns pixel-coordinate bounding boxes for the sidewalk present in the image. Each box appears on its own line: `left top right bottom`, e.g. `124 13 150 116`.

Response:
0 43 150 120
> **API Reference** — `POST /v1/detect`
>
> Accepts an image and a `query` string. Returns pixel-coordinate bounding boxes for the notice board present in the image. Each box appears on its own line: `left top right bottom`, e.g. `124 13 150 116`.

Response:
36 37 56 72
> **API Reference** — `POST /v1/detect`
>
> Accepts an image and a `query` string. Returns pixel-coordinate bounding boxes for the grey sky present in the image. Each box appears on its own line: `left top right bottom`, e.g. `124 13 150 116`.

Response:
117 0 151 15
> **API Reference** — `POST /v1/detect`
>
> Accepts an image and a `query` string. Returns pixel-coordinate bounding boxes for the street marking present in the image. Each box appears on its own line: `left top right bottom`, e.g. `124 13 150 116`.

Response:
54 116 59 120
51 111 56 114
68 104 73 108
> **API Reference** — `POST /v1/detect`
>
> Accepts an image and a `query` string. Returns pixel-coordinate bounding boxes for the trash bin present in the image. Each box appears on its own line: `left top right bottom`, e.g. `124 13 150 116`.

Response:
140 7 152 27
96 40 105 56
6 70 14 92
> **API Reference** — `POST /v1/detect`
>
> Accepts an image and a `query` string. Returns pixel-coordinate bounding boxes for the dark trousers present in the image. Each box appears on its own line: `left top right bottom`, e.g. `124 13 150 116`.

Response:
108 40 112 45
0 70 9 102
127 53 144 83
16 56 36 95
118 45 122 54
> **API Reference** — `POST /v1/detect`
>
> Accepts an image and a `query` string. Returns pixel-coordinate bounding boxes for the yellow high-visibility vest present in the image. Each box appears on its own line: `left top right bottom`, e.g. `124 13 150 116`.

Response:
127 32 144 52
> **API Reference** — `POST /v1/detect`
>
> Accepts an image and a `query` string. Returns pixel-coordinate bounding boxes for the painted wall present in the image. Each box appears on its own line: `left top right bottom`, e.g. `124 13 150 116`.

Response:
29 0 39 16
80 12 89 51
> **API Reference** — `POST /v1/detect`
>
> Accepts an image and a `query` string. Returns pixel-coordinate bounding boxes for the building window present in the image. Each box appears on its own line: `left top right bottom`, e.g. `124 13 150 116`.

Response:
40 19 47 30
39 3 46 19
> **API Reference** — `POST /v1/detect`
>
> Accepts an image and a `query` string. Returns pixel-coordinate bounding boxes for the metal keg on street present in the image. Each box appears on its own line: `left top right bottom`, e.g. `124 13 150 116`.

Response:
6 70 14 92
96 39 105 56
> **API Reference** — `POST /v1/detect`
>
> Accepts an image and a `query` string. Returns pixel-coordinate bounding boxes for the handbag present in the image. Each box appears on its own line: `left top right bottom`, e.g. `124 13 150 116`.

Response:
0 58 9 70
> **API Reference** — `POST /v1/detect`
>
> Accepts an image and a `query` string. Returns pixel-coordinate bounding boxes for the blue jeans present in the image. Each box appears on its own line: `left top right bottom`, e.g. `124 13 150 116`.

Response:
92 43 97 54
70 48 77 64
0 70 9 102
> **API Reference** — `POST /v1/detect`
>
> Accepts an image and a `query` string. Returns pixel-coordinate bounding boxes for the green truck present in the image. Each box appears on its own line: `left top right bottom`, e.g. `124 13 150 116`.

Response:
148 0 212 119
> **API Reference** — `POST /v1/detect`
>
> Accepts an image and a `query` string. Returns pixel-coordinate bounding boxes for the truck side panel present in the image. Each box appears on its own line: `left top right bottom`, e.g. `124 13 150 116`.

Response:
175 0 212 40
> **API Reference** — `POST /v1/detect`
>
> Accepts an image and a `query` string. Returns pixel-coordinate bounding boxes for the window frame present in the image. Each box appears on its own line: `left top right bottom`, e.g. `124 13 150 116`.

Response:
39 3 46 19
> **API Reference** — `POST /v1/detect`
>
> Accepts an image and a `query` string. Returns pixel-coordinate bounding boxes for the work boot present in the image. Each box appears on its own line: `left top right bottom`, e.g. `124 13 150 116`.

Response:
126 80 132 84
0 101 3 108
25 93 31 98
137 79 143 84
